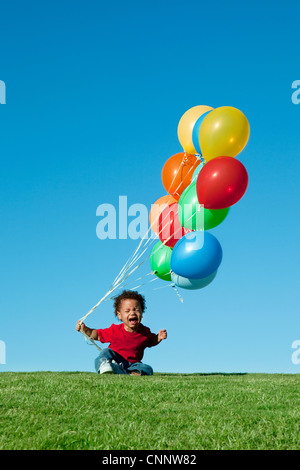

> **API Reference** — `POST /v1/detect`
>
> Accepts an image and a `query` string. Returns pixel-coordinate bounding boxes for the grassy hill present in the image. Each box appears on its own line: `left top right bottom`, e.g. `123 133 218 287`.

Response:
0 372 299 450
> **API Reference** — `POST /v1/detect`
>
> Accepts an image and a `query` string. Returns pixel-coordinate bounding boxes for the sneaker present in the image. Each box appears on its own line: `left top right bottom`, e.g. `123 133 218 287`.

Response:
99 360 114 375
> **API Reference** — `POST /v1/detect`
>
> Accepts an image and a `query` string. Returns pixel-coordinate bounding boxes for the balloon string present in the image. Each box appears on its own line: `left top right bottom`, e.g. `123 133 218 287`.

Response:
171 283 184 303
107 271 157 296
89 272 159 304
113 156 201 283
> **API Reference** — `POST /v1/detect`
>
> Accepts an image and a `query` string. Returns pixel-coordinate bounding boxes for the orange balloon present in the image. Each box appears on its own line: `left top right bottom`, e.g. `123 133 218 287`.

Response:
149 195 177 235
161 153 200 201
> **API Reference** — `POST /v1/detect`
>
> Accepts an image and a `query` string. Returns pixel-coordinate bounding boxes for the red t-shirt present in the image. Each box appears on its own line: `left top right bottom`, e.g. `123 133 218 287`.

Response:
97 323 157 363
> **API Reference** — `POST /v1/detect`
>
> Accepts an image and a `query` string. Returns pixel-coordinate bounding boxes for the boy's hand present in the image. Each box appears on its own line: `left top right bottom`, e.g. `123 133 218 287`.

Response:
158 329 167 342
76 322 99 341
76 321 85 332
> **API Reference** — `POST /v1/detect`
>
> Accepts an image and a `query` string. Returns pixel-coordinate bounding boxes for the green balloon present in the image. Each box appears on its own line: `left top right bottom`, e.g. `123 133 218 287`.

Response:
178 182 230 231
204 206 230 230
150 241 172 281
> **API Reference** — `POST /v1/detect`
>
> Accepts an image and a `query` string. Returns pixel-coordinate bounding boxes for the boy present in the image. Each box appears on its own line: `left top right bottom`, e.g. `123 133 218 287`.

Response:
76 290 167 375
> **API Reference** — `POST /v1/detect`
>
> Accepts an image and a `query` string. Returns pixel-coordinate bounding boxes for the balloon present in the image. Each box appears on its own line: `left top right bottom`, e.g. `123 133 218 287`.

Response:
178 181 230 230
203 206 230 230
199 106 250 161
196 156 248 209
171 270 217 290
150 241 172 281
158 202 190 248
161 152 200 201
149 195 177 235
170 231 222 279
177 105 214 154
192 111 212 155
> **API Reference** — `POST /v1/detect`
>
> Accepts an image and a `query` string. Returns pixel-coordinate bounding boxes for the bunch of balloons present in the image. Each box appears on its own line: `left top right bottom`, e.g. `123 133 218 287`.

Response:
149 105 250 291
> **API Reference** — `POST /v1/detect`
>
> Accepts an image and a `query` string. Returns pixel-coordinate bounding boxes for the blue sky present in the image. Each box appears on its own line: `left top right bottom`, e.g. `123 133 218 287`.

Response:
1 0 299 373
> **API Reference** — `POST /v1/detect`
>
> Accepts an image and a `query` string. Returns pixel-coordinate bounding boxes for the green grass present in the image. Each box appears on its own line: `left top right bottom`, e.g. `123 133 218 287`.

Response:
0 372 299 450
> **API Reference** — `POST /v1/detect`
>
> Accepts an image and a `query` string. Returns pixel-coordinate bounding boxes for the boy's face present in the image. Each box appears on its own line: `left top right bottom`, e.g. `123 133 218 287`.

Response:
117 298 143 332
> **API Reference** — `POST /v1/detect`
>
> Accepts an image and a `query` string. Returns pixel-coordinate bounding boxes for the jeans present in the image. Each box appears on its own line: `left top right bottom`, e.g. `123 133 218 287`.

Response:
95 348 153 376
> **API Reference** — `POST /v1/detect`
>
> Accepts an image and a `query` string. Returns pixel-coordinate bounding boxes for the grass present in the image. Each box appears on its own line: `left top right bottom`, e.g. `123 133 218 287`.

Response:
0 372 299 450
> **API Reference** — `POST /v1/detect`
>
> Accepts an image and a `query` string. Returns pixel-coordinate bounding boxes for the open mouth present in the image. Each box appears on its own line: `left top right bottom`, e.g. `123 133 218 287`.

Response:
129 316 139 325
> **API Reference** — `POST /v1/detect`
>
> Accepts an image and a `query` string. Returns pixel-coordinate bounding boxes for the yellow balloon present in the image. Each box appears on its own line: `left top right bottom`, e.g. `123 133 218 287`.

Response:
199 106 250 161
177 105 214 155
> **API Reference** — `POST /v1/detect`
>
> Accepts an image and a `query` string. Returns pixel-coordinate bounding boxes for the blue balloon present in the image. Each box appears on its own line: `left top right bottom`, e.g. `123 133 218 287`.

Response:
170 231 222 279
192 111 212 155
171 270 217 290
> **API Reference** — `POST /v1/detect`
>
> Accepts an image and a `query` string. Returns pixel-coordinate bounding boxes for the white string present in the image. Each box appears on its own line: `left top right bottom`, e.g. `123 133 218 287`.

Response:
79 262 142 324
153 283 173 290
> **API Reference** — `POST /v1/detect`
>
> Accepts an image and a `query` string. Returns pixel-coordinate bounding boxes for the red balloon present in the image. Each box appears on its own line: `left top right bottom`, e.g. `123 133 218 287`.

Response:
196 156 248 209
158 202 190 248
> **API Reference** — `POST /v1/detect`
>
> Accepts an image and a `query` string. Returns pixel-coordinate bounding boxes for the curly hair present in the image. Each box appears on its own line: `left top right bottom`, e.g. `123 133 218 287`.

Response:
113 290 146 317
